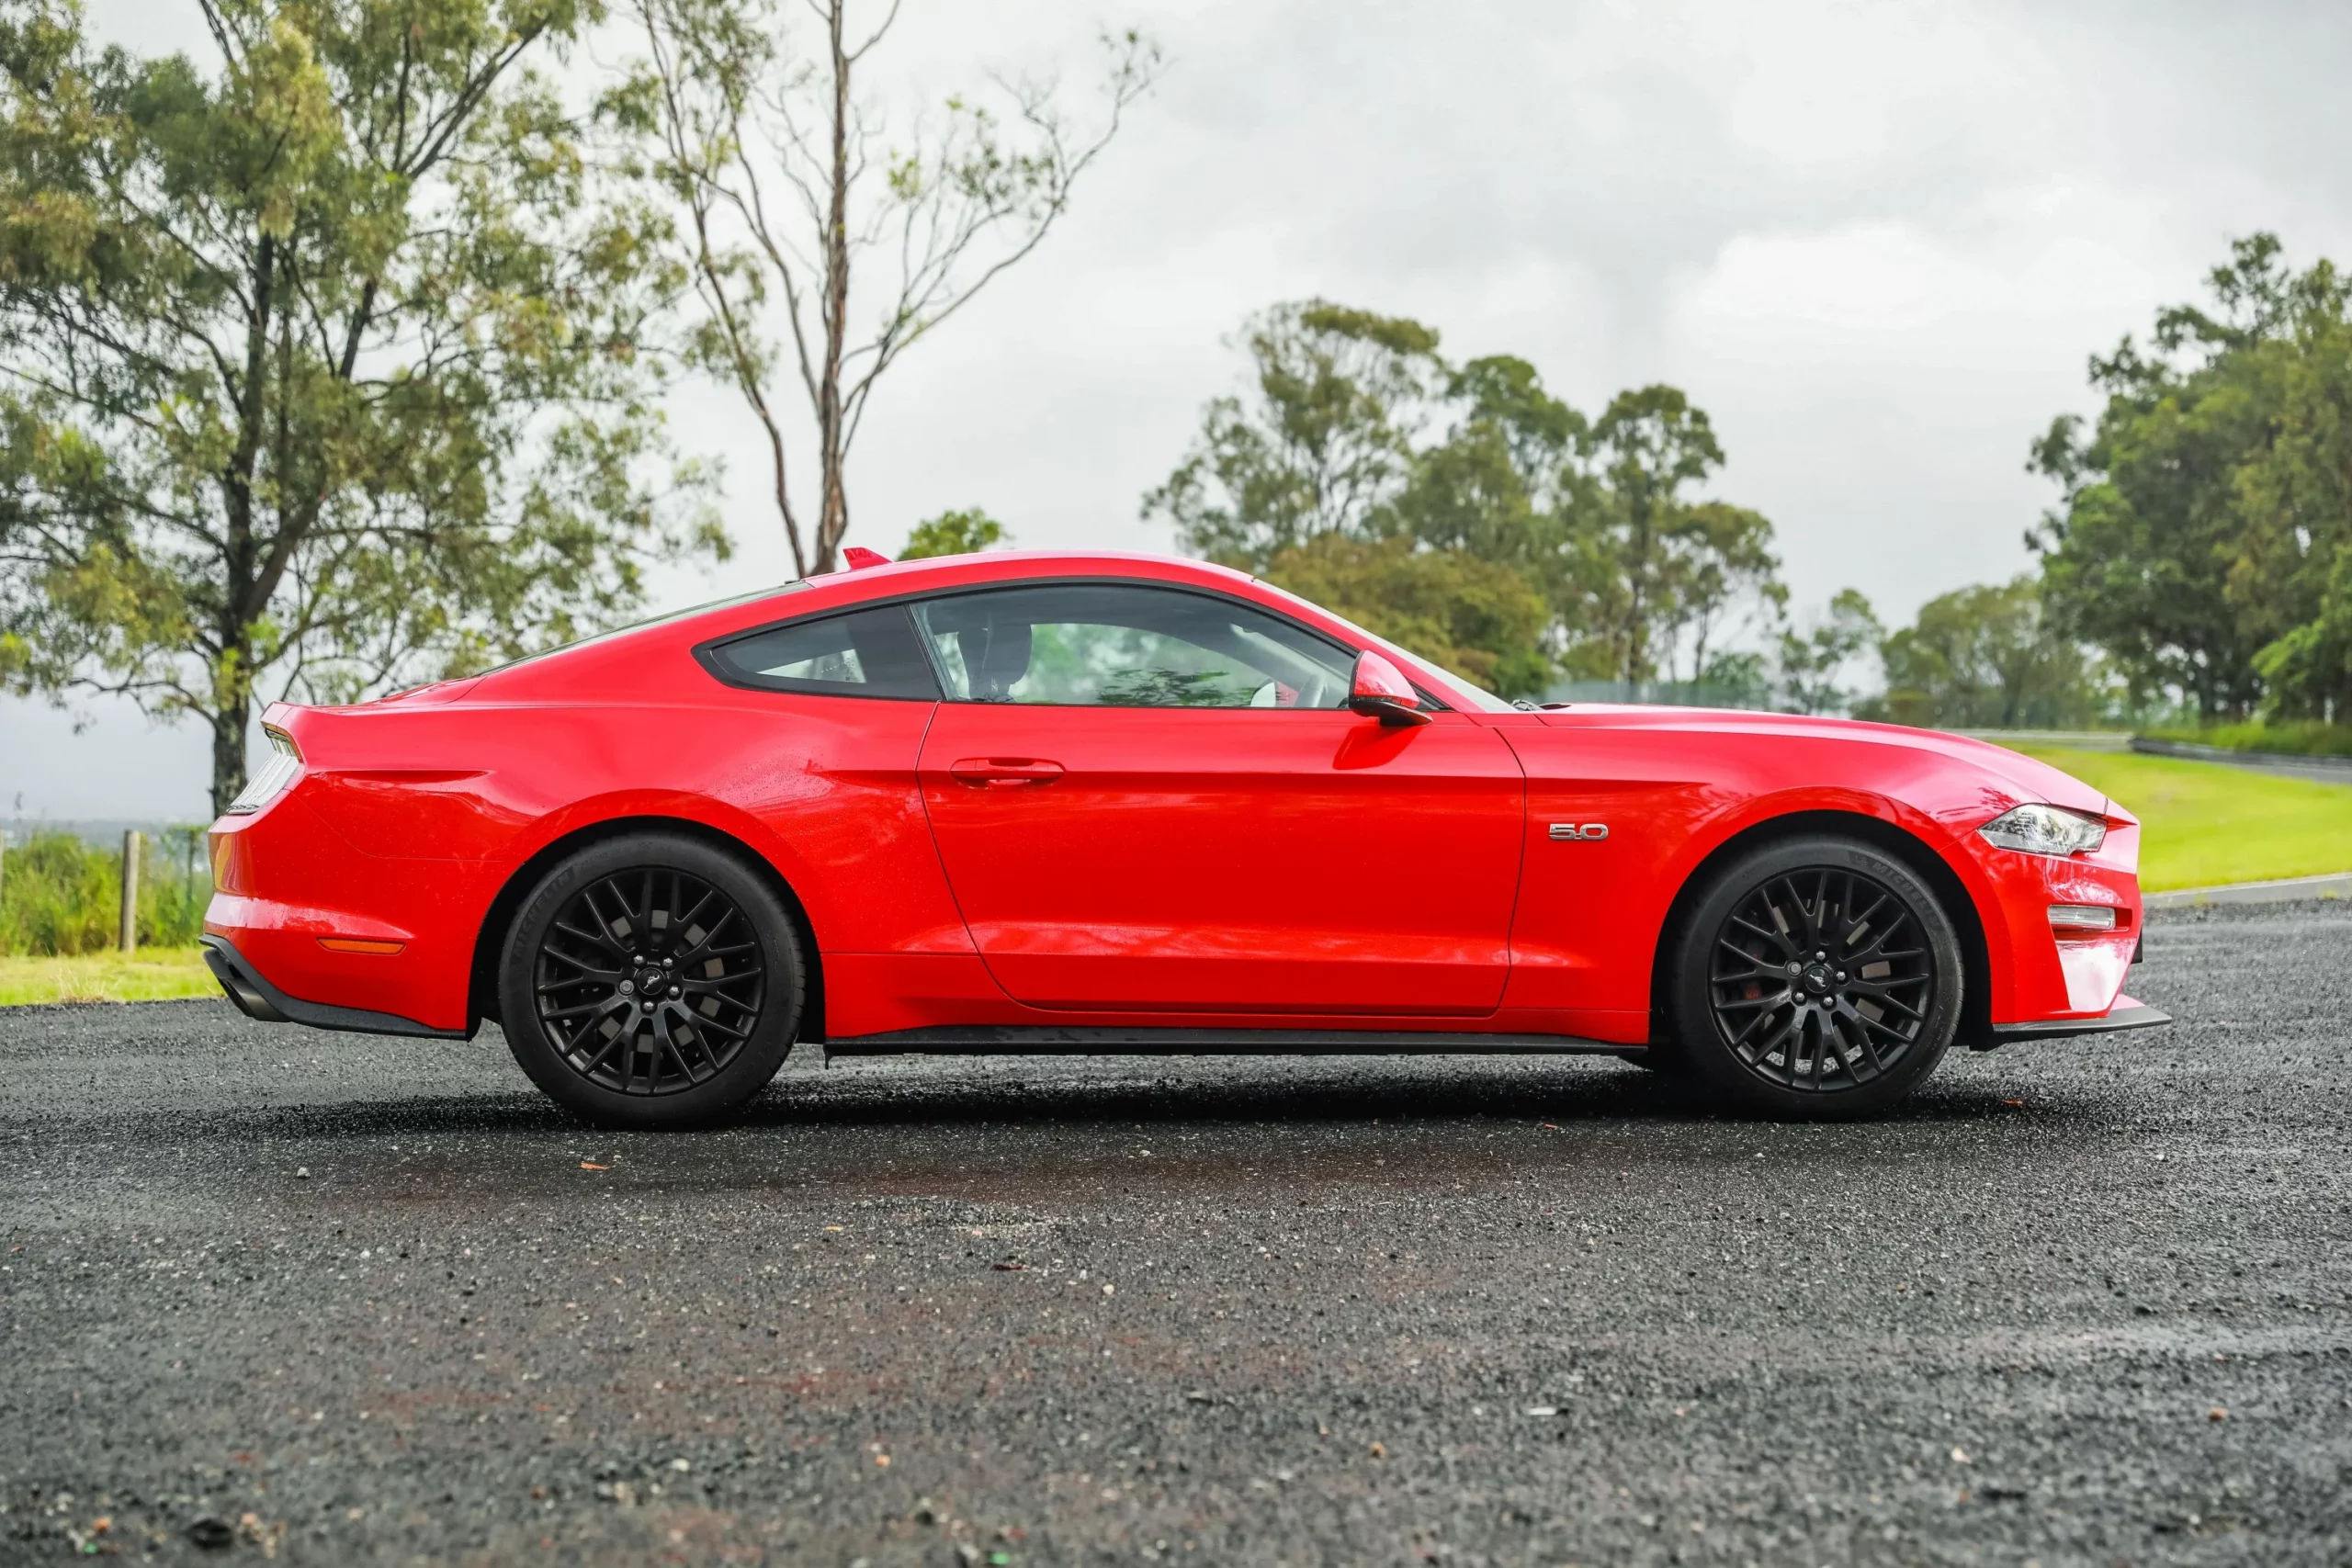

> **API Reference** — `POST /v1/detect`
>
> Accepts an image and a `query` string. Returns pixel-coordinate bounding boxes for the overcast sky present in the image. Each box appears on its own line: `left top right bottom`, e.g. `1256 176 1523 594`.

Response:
8 0 2351 823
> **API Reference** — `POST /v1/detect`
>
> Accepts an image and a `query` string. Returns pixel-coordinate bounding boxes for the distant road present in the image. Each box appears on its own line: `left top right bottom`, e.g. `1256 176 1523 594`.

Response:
2125 736 2352 786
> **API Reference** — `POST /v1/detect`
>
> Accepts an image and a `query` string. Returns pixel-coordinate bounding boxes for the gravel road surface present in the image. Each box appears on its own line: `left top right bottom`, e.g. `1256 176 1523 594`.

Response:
3 904 2348 1565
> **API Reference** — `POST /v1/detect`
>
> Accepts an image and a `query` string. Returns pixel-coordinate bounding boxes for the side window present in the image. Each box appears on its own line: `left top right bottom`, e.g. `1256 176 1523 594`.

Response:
910 583 1357 709
704 605 940 699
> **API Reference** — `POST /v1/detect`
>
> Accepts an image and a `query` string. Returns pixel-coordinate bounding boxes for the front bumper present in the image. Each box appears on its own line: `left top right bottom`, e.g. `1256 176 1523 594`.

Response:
1989 997 2172 1042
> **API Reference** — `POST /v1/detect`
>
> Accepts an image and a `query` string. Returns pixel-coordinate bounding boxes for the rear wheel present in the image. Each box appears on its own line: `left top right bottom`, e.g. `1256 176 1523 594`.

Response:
1664 835 1962 1118
498 833 805 1128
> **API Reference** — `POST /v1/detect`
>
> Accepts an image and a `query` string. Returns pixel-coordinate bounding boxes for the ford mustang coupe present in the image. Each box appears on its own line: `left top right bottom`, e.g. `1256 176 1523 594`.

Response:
202 550 2166 1126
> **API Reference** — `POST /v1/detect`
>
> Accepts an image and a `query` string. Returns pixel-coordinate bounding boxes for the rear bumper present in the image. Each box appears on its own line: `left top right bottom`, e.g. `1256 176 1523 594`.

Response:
208 791 490 1032
201 935 470 1040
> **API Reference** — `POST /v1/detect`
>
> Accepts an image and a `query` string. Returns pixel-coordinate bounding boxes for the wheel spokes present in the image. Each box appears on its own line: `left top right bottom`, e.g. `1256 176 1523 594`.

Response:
1707 863 1937 1093
533 866 765 1097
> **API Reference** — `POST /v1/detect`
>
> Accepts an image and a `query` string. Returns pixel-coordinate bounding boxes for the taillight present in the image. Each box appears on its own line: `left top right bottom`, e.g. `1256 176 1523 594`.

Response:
225 728 302 815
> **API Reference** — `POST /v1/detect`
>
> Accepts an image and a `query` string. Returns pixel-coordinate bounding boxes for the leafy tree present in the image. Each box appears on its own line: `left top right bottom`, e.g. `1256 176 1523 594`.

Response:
1652 502 1784 682
613 0 1159 575
1867 575 2107 728
1149 304 1790 697
1694 649 1772 709
900 505 1007 559
1772 589 1880 715
2033 234 2352 720
2233 257 2352 718
1386 354 1586 575
0 0 716 813
2255 545 2352 716
1560 387 1782 683
1262 533 1551 697
1145 300 1447 570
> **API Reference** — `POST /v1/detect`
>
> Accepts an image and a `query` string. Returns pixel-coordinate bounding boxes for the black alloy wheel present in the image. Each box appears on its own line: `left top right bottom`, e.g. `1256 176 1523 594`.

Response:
1707 866 1933 1091
1665 835 1962 1117
499 833 804 1128
533 867 764 1096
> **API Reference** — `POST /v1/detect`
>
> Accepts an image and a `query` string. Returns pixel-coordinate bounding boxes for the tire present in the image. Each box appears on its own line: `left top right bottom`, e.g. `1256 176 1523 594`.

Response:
497 832 806 1129
1663 835 1962 1119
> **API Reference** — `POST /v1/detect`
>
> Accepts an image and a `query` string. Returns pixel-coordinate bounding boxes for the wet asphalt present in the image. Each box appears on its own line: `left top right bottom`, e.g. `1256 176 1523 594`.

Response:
2 902 2348 1567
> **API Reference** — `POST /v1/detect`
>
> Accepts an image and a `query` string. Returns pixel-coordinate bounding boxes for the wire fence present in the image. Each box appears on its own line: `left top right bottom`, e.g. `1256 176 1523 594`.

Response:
0 828 211 956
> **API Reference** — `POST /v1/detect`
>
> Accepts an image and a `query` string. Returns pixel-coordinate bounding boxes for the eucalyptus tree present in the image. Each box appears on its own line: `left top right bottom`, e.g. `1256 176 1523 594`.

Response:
613 0 1159 575
2031 233 2352 720
0 0 718 812
1148 300 1800 696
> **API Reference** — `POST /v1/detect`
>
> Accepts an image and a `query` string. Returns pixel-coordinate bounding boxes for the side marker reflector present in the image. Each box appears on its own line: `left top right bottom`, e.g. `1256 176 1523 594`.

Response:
319 938 405 955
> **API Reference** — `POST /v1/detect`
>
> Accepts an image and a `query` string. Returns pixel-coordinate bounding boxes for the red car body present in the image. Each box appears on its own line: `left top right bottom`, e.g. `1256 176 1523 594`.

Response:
203 551 2156 1055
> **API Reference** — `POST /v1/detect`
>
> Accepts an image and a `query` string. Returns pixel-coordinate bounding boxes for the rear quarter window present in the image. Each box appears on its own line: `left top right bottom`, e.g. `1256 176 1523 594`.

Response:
702 605 940 699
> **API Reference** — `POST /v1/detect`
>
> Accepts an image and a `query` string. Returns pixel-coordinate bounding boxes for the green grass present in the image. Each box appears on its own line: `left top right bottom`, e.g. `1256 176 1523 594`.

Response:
2141 720 2352 758
2016 747 2352 891
0 947 220 1007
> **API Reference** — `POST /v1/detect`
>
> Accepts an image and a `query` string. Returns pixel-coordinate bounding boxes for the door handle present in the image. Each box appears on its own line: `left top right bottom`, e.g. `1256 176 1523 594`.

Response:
948 757 1066 786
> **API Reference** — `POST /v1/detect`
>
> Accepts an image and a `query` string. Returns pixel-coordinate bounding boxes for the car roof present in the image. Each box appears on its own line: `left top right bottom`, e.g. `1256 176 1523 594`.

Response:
703 549 1269 628
822 549 1256 590
463 550 1299 701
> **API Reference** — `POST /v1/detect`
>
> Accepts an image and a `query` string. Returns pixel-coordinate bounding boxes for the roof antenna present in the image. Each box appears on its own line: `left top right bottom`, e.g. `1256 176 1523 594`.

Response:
842 547 892 570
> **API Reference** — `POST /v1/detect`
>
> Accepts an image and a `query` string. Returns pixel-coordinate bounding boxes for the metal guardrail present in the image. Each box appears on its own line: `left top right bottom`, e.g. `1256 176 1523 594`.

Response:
2127 737 2352 774
1957 730 2132 751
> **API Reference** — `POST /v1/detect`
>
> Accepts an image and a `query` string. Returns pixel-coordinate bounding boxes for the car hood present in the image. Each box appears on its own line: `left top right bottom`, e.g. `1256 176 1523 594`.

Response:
1542 706 2122 822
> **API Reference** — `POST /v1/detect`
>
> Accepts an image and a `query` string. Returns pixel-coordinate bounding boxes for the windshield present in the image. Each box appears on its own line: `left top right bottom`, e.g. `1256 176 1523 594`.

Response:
1247 579 1519 713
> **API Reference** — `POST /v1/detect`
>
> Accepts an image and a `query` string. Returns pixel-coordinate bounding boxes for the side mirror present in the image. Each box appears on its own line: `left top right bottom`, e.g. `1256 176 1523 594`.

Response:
1347 650 1431 727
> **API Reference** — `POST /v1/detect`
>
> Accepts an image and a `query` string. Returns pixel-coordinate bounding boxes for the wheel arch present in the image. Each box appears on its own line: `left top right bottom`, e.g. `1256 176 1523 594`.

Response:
468 814 826 1043
1646 807 1994 1047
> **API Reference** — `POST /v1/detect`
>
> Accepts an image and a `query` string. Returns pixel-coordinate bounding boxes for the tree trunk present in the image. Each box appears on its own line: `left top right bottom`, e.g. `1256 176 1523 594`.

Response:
209 691 250 820
812 0 854 574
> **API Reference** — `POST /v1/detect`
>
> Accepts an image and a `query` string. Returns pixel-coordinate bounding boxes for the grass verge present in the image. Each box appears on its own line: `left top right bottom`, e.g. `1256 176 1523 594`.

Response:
2140 720 2352 758
0 947 219 1007
2018 747 2352 891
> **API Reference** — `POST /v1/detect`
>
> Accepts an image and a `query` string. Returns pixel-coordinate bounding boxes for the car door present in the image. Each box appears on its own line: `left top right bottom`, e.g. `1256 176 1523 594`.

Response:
911 580 1526 1016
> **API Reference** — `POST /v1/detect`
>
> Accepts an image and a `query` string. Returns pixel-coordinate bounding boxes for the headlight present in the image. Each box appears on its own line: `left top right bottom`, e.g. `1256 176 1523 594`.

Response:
225 728 302 815
1979 802 2107 857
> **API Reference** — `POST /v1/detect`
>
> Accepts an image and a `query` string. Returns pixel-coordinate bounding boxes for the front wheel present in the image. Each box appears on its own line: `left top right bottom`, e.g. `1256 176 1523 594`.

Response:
498 833 806 1129
1663 836 1962 1118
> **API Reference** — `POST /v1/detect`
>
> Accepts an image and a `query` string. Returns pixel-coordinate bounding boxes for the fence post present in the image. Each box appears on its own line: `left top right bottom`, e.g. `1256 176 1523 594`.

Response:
119 829 141 955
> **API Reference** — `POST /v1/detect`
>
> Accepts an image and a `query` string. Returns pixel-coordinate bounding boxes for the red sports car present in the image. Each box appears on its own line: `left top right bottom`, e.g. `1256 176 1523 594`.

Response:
202 550 2166 1126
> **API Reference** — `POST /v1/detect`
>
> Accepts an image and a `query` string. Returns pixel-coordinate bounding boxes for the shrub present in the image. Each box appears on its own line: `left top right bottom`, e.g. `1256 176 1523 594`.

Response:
0 829 211 956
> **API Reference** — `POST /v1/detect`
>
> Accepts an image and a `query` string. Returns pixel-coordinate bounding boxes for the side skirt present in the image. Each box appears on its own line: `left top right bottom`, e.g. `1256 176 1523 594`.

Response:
201 935 473 1041
824 1024 1630 1057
